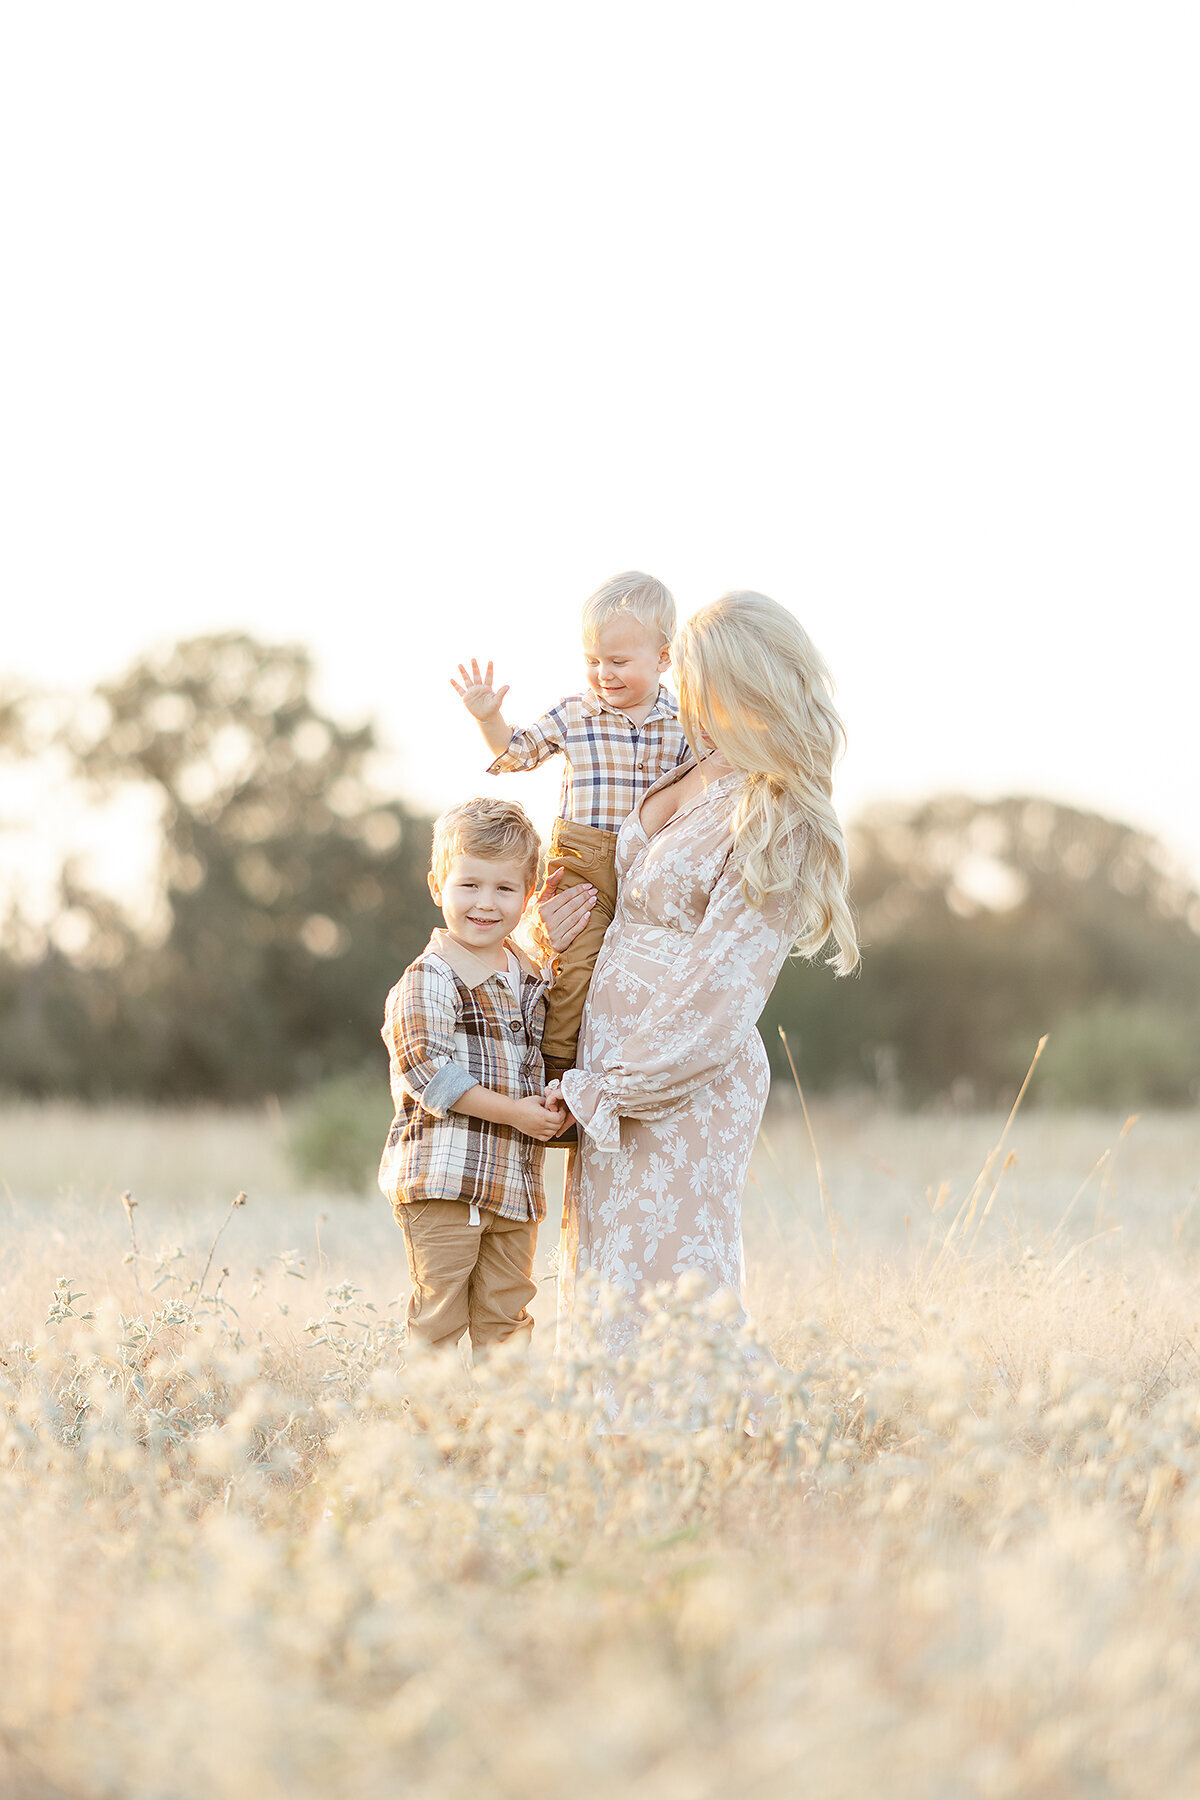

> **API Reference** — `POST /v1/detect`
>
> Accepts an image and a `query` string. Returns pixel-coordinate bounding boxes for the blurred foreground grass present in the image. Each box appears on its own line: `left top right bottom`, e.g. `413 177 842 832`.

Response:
1 1098 1199 1798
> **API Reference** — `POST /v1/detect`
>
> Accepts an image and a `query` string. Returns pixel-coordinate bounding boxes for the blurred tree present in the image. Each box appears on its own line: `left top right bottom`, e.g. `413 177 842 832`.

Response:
761 795 1200 1106
2 645 1197 1112
42 633 438 1098
1041 1000 1200 1108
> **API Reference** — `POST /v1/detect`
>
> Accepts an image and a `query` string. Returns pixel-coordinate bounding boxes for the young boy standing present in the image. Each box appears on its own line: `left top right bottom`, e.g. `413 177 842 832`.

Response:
378 797 565 1353
451 572 690 1089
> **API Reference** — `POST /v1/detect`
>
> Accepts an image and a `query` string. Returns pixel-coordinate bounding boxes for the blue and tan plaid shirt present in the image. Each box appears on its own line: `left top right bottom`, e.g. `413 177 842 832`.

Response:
378 930 553 1222
488 686 691 833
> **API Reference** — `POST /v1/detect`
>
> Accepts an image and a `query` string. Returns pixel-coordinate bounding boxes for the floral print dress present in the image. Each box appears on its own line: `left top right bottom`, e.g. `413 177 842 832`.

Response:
558 762 802 1367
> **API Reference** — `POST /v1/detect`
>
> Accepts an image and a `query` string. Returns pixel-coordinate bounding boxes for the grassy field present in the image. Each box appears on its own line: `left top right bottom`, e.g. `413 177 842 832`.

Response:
2 1096 1200 1798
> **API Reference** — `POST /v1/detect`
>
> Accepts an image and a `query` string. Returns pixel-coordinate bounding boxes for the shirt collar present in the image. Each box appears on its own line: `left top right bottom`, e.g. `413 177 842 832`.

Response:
428 929 540 990
579 683 678 722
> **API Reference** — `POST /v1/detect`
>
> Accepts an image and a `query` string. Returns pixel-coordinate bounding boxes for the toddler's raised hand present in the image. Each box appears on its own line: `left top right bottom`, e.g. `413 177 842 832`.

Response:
451 659 510 721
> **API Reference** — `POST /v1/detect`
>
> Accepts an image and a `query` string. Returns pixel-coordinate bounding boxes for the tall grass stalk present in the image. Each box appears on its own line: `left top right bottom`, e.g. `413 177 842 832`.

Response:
2 1102 1199 1796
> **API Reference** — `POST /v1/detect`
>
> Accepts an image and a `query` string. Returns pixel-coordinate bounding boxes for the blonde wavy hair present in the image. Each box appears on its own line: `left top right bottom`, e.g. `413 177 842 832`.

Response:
673 593 859 974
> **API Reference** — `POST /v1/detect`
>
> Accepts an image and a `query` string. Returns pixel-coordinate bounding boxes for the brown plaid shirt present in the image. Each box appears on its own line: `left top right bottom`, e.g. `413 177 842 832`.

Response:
378 930 552 1222
488 686 691 833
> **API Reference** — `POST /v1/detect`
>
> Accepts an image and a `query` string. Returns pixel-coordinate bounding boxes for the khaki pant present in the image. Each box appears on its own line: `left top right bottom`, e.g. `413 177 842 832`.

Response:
397 1198 539 1352
542 818 619 1065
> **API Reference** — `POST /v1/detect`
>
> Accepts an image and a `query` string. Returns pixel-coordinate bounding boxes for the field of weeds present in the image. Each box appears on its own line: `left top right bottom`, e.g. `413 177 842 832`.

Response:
2 1094 1200 1799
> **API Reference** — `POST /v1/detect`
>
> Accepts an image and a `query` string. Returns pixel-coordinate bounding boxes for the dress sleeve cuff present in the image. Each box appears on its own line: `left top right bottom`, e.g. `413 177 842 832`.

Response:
421 1062 479 1118
561 1070 621 1154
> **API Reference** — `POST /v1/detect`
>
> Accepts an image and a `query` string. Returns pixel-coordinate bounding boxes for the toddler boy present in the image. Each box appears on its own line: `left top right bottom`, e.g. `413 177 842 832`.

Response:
451 571 690 1086
378 797 565 1353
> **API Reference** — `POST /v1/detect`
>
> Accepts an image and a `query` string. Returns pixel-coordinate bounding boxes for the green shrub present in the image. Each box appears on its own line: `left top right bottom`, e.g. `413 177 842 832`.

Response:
1041 1000 1200 1108
287 1071 393 1194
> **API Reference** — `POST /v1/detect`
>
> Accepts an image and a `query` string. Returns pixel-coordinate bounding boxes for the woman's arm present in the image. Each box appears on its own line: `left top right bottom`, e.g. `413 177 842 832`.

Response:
560 867 798 1151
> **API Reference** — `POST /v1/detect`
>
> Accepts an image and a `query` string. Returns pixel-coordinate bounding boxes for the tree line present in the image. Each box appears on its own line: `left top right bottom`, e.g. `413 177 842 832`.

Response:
2 633 1198 1108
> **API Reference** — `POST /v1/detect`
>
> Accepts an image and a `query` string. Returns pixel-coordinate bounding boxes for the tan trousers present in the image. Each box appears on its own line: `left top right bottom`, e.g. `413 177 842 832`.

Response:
397 1198 539 1352
542 818 619 1065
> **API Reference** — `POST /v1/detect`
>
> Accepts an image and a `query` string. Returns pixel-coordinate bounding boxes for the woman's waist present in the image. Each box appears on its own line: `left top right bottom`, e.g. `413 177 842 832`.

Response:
599 917 695 970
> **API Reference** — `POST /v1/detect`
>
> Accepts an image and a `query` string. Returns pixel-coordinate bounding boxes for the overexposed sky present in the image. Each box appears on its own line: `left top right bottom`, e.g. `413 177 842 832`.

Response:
2 2 1198 908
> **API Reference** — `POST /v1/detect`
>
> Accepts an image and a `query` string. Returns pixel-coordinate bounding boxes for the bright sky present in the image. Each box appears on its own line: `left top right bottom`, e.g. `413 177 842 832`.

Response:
2 2 1198 914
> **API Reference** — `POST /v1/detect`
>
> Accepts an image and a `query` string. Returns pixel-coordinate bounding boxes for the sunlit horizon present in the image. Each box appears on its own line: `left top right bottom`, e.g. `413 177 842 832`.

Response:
3 4 1198 904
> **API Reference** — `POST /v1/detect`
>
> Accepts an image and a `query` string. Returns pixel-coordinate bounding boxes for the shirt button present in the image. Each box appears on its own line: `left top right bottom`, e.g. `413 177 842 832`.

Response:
509 1020 523 1035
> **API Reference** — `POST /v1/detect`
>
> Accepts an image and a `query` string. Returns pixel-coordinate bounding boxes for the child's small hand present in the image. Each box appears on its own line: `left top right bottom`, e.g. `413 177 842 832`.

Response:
451 659 510 722
509 1094 566 1143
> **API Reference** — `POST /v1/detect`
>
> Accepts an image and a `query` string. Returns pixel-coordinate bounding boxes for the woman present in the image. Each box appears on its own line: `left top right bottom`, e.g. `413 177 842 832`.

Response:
543 593 859 1398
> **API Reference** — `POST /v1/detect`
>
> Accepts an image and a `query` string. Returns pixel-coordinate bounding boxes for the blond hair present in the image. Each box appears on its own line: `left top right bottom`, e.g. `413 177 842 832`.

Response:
673 593 859 974
581 571 675 649
430 797 541 893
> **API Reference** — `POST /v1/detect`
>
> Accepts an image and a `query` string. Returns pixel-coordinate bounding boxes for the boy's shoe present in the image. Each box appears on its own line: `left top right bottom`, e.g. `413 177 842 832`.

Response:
542 1053 578 1145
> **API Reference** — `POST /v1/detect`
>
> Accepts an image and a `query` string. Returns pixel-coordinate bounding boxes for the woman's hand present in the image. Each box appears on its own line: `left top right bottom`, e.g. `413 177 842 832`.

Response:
534 865 596 954
544 1079 579 1138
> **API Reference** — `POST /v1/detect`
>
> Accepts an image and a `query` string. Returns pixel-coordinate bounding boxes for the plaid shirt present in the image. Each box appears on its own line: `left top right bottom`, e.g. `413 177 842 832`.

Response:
488 687 691 833
378 930 553 1221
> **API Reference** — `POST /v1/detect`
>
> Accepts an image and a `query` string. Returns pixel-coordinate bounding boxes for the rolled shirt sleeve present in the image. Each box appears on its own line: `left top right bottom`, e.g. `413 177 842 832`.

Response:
383 961 479 1119
486 705 567 775
560 864 799 1153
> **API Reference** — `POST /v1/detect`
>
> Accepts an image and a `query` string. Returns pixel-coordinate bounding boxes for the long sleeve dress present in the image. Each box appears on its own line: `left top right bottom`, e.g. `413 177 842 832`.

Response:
558 762 803 1376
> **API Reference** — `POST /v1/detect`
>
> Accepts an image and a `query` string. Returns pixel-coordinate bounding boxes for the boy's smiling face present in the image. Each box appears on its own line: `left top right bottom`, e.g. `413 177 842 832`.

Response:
428 853 532 967
583 616 669 714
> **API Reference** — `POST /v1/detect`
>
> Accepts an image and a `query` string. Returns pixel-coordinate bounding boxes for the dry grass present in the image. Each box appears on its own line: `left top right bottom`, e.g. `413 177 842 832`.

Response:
2 1096 1200 1798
